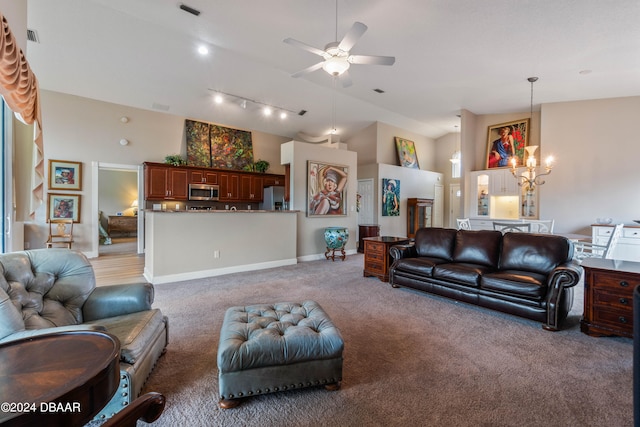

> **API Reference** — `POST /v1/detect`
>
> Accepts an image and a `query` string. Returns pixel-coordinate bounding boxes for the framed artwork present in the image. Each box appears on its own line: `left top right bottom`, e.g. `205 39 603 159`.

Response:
185 119 254 170
48 159 82 191
395 137 419 169
382 178 400 216
307 161 348 217
486 119 529 169
48 193 81 222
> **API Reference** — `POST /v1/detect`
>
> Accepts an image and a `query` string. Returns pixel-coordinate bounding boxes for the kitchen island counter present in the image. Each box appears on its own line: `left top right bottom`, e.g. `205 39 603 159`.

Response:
144 210 298 284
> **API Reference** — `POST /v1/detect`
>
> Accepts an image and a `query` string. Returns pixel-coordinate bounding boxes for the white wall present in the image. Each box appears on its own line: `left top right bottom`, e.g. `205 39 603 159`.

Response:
541 96 640 234
281 141 358 260
375 122 436 171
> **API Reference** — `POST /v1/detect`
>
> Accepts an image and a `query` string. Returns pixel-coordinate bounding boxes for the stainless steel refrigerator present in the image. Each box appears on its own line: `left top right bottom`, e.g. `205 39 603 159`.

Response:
261 186 285 210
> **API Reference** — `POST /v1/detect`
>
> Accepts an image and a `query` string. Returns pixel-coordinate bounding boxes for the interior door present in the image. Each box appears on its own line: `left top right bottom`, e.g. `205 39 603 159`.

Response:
357 178 375 229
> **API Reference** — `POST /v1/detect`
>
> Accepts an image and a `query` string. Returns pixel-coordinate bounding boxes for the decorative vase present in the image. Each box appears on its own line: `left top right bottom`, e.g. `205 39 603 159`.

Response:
324 227 349 261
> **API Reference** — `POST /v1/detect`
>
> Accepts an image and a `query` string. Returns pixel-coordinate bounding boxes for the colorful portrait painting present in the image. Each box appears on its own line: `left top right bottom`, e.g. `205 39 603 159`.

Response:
395 137 419 169
48 160 82 191
307 161 348 217
486 119 529 169
48 193 81 222
382 178 400 216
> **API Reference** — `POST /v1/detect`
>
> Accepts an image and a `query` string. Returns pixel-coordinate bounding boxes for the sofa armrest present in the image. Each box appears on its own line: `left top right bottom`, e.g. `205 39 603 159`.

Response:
0 324 107 344
544 260 584 330
389 244 416 262
83 283 154 322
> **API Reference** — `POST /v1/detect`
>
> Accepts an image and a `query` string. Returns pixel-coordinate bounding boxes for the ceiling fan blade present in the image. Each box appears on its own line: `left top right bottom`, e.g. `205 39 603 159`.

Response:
337 22 367 52
283 38 327 57
291 61 325 78
349 55 396 66
339 71 353 88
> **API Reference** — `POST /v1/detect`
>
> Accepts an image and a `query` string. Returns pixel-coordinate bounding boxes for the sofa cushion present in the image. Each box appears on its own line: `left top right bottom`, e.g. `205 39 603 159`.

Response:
500 233 572 275
393 257 447 277
481 270 548 300
433 263 495 288
85 308 166 364
0 288 25 340
414 228 457 260
452 230 502 268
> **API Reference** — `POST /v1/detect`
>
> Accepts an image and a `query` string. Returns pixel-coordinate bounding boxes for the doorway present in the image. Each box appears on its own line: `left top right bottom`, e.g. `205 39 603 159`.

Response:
449 183 461 228
91 162 143 258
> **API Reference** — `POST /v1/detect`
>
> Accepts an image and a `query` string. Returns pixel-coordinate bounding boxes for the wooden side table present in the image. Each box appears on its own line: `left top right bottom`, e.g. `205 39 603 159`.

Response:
0 331 120 426
363 236 411 282
357 224 380 253
581 258 640 338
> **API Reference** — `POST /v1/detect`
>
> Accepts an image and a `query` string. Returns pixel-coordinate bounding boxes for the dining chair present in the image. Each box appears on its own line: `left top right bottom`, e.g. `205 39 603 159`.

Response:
456 218 471 230
574 223 624 261
45 219 74 249
492 221 531 233
529 219 555 233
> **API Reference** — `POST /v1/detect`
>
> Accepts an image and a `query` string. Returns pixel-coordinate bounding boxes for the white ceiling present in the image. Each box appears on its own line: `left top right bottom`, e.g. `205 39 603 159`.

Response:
25 0 640 141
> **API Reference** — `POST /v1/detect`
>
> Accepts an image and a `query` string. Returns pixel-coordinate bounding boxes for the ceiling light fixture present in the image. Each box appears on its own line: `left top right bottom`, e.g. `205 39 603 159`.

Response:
208 89 300 120
511 77 556 216
197 45 209 55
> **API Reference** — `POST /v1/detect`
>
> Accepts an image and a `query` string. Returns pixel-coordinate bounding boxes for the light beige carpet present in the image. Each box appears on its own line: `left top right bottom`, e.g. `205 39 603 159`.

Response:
140 254 632 427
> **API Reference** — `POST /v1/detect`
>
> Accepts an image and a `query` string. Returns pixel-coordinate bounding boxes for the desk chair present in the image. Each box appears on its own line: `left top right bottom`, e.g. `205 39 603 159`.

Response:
45 219 74 249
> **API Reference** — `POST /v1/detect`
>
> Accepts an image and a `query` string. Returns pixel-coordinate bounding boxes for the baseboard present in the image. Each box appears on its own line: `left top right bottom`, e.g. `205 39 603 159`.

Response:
297 249 358 262
144 258 298 284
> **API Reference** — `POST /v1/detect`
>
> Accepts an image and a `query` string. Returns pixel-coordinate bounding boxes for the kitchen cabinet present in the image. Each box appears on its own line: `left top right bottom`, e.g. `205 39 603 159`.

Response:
189 169 218 185
144 164 188 200
143 162 284 203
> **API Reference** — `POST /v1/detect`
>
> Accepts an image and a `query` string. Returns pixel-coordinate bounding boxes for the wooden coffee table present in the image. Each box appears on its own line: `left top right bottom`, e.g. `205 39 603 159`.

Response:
0 331 120 426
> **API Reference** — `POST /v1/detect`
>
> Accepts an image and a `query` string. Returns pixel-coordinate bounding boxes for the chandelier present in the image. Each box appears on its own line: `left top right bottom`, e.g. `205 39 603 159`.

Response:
510 77 555 190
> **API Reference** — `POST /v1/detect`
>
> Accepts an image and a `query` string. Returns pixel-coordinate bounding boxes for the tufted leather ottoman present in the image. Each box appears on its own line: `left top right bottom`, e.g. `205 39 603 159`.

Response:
217 300 344 408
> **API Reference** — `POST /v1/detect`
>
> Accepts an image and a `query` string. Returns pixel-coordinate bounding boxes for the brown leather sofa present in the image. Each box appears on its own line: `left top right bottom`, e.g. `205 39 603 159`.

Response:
389 228 583 331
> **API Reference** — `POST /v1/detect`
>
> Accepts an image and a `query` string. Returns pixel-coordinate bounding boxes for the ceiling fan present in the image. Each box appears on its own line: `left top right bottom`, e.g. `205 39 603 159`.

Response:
283 20 395 88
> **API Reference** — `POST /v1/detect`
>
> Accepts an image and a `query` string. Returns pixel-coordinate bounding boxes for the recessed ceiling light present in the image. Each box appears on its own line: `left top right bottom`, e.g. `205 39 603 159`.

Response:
214 94 223 104
198 45 209 55
280 111 287 119
263 106 272 116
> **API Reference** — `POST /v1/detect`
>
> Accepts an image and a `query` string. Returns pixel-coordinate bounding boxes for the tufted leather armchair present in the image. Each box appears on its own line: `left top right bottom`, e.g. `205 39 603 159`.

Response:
0 248 168 422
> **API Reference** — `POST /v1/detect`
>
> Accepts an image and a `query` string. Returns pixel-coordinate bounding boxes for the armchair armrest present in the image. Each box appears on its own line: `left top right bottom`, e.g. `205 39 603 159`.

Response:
544 260 584 330
0 324 106 344
389 244 416 262
83 283 154 322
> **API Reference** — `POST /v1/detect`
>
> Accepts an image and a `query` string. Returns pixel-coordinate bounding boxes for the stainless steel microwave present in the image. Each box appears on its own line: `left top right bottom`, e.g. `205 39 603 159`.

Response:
189 183 219 201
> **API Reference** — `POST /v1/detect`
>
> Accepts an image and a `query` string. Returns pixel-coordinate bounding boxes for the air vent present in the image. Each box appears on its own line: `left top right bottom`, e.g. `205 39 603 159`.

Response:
179 4 201 16
298 110 307 116
152 102 170 112
27 29 39 43
373 88 385 94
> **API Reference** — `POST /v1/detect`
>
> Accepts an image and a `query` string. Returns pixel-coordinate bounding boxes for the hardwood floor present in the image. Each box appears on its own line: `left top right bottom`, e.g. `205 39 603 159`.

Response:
90 252 145 287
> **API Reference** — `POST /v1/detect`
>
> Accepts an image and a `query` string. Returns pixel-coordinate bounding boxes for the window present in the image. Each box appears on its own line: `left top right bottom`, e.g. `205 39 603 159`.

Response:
450 151 461 178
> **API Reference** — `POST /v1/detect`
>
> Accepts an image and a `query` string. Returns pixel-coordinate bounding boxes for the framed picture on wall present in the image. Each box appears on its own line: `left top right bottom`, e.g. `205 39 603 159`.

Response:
394 137 419 169
48 193 81 222
48 159 82 191
486 119 529 169
307 161 348 216
382 178 400 216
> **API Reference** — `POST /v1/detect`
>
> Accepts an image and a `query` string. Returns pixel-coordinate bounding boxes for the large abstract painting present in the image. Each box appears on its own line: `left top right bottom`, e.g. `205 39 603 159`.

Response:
186 120 254 170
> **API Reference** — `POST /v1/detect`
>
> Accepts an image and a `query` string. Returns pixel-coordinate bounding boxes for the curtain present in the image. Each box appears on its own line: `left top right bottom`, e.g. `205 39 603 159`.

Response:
0 12 43 219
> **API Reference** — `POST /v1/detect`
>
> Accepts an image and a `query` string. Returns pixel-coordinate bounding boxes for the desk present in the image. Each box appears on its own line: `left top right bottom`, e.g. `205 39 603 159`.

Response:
0 331 120 426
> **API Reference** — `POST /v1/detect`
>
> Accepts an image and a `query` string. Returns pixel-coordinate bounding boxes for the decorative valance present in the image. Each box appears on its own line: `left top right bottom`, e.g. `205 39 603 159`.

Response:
0 12 44 218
